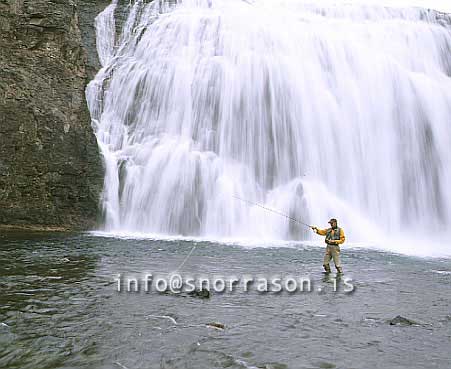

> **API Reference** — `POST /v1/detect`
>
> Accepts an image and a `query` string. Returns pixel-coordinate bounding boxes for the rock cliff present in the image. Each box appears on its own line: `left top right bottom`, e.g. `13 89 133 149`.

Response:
0 0 109 230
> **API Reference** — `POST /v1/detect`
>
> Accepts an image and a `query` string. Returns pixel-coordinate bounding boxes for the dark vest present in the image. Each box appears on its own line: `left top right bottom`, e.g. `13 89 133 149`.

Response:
326 227 341 242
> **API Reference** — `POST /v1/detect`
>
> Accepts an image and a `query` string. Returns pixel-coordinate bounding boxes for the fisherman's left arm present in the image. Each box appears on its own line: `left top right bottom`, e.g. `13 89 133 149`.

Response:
333 229 346 245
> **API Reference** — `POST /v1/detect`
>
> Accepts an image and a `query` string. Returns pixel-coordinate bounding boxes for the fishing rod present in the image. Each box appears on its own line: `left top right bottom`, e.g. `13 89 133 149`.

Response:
232 195 312 229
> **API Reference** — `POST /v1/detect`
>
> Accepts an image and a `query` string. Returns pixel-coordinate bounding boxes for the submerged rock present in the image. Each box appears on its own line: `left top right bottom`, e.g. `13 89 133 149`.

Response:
188 289 210 299
389 315 417 326
162 288 210 299
206 322 225 330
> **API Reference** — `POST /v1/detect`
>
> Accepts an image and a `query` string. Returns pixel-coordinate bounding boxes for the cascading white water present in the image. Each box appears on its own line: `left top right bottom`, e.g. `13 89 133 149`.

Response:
86 0 451 250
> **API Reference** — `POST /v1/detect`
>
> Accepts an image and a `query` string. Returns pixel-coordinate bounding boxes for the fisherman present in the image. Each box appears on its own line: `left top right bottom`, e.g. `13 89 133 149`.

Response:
311 218 345 274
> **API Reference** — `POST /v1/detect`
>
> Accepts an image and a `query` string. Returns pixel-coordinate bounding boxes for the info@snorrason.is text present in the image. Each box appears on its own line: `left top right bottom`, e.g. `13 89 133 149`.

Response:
114 273 355 294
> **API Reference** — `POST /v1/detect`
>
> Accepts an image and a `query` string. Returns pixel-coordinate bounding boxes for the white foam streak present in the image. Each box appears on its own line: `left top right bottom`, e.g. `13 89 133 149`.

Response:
94 0 118 66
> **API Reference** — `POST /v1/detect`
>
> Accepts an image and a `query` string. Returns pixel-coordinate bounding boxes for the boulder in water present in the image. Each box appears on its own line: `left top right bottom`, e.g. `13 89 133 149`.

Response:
188 289 210 299
389 315 417 326
206 322 225 330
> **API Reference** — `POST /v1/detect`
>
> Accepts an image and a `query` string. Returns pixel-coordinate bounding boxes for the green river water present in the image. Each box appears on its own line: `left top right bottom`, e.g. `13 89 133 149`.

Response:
1 231 450 369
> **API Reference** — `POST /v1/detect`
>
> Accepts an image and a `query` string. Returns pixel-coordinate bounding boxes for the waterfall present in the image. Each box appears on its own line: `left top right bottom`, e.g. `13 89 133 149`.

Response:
86 0 451 247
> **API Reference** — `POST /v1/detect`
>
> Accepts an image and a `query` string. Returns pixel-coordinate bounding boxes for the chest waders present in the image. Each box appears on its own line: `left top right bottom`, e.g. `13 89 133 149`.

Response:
323 227 343 274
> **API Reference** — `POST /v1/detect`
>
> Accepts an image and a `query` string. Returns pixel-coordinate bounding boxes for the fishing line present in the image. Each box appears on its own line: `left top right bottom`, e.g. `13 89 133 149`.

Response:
174 244 197 272
232 195 312 228
174 195 311 271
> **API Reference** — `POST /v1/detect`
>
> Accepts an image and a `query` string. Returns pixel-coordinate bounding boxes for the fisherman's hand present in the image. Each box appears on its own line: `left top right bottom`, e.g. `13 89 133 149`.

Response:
311 226 317 232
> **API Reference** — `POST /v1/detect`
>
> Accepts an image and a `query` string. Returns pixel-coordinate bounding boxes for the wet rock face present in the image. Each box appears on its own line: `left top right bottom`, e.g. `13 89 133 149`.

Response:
0 0 107 229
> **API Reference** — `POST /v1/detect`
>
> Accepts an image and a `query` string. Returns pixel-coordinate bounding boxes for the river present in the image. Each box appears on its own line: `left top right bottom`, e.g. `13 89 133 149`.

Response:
1 231 450 368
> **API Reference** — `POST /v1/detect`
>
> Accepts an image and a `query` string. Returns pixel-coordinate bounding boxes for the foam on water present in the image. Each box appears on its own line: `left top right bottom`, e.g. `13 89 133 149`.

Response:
88 229 451 258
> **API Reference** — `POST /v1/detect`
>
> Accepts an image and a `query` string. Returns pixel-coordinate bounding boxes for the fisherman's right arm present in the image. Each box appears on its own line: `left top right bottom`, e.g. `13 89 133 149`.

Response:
311 226 327 236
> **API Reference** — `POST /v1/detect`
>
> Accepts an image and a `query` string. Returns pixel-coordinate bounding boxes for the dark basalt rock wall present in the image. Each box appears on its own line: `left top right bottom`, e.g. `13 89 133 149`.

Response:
0 0 110 230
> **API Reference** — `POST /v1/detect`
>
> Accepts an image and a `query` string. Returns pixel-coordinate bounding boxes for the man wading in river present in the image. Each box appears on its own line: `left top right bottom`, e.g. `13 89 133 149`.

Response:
311 218 345 274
